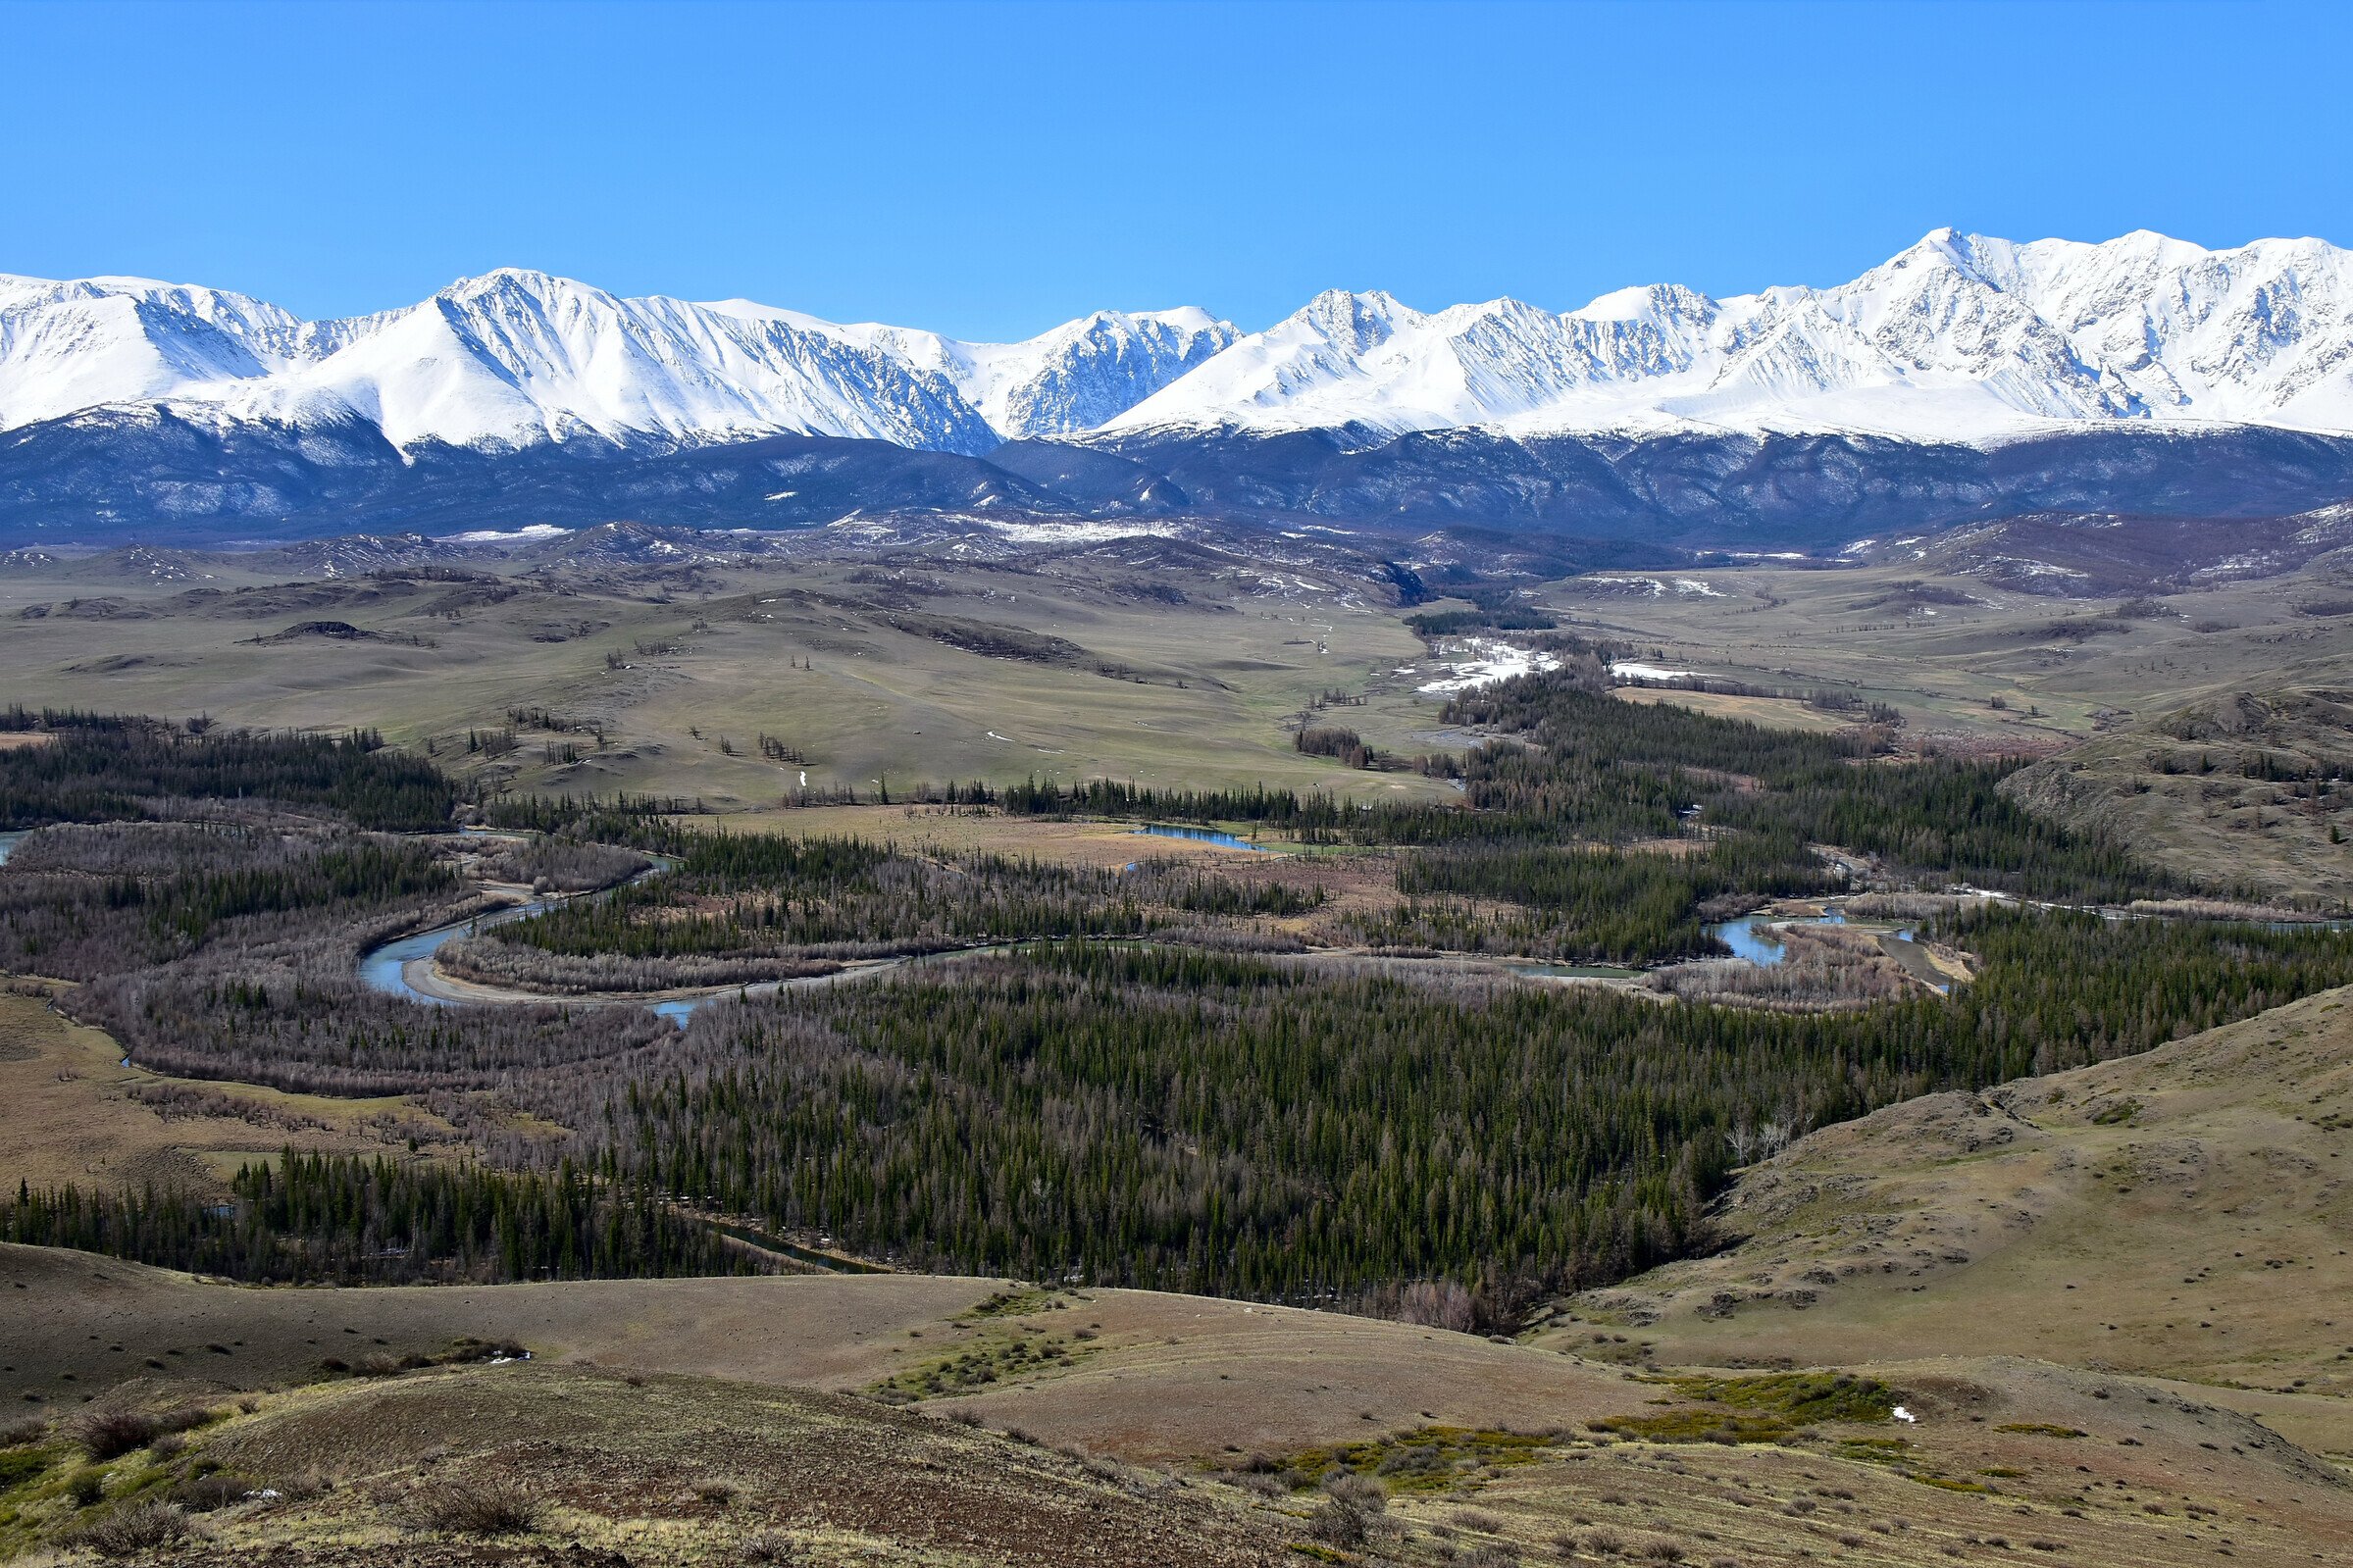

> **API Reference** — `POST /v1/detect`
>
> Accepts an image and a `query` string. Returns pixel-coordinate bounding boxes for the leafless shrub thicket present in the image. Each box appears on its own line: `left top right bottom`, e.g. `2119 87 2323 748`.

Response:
74 938 677 1096
0 824 455 981
394 1475 544 1536
2124 895 2316 922
435 935 841 993
1646 924 1918 1012
62 1498 196 1557
1133 924 1306 954
71 1403 218 1460
126 1081 331 1132
1307 1471 1389 1548
4 819 317 878
1843 892 1981 920
472 838 648 892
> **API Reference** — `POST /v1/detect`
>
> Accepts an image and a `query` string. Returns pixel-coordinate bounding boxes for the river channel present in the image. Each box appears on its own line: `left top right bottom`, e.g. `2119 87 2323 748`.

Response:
353 843 1952 1019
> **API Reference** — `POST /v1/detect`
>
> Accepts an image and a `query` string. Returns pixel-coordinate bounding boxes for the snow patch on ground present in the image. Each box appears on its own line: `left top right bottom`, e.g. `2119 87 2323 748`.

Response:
439 524 572 543
977 519 1175 543
1610 660 1697 682
1417 640 1560 693
1586 576 1725 598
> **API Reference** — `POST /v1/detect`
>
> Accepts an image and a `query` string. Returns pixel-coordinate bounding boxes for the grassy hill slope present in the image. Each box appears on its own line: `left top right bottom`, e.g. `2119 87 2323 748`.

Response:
1548 984 2353 1458
2000 686 2353 908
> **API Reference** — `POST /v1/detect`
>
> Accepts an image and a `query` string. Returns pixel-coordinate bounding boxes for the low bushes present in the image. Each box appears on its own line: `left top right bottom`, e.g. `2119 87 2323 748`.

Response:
397 1475 544 1536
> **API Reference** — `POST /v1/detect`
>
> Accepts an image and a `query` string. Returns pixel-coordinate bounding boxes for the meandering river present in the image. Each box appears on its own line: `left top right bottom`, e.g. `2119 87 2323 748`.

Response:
351 841 1957 1019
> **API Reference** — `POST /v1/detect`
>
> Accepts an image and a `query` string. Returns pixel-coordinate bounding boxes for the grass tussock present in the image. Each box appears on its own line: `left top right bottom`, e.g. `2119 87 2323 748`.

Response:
168 1470 257 1512
0 1447 51 1492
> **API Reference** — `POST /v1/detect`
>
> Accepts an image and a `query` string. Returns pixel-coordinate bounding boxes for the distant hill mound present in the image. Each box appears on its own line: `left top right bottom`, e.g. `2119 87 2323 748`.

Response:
2001 686 2353 908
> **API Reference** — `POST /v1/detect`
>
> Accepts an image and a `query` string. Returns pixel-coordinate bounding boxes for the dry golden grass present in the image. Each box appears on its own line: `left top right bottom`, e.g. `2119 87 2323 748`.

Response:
674 802 1308 867
2001 685 2353 908
1611 686 1858 732
2 1359 1298 1565
1544 984 2353 1469
0 991 449 1193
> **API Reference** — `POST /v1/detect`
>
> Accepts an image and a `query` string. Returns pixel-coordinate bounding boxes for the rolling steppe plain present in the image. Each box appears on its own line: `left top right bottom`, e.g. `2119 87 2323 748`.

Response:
0 513 2343 807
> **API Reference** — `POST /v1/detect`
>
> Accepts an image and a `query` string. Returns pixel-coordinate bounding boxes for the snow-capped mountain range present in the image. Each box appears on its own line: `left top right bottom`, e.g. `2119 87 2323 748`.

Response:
4 228 2352 457
0 270 1234 453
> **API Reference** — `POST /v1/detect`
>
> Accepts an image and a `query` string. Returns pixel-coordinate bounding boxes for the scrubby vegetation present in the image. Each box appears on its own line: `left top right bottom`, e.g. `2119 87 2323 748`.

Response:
0 822 452 973
1588 1374 1894 1444
471 837 648 893
455 832 1321 988
1646 922 1921 1011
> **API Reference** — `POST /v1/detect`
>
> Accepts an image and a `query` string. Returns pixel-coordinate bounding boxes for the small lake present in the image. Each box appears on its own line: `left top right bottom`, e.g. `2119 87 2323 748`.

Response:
0 831 26 868
1132 824 1270 851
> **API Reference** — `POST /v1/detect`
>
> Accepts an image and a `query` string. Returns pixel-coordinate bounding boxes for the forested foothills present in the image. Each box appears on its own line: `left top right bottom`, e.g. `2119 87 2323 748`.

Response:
515 915 2353 1302
0 710 457 831
2 1152 753 1285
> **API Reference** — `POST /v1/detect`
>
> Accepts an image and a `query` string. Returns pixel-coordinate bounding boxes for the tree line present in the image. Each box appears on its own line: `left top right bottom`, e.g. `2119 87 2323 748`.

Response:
511 911 2353 1305
2 1151 754 1285
0 717 457 832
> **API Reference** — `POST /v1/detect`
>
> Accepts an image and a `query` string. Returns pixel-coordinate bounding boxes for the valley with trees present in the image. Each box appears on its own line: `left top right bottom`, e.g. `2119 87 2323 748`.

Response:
6 17 2353 1548
1 505 2349 1565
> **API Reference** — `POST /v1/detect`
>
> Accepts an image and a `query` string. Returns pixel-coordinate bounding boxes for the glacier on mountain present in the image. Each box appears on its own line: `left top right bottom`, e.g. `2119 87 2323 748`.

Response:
4 228 2352 455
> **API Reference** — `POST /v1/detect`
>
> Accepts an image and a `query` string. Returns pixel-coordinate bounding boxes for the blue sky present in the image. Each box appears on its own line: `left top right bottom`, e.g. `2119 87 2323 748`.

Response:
5 0 2347 338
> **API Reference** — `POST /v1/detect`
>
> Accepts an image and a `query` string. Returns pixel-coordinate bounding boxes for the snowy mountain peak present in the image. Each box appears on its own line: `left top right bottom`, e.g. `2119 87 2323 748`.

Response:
6 230 2353 455
1112 228 2353 441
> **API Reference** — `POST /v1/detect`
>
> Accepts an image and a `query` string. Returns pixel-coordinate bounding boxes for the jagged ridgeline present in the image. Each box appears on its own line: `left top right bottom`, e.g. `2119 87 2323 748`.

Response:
0 708 457 832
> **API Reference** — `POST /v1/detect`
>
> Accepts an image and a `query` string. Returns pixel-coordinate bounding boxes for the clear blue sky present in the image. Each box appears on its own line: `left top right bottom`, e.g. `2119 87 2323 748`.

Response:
5 0 2347 338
